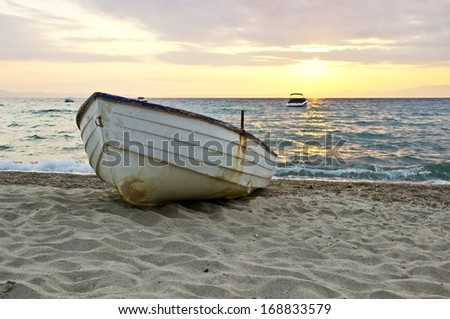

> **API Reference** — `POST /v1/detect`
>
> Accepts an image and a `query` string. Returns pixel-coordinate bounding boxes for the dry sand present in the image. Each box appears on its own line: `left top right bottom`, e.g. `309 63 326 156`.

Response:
0 172 449 298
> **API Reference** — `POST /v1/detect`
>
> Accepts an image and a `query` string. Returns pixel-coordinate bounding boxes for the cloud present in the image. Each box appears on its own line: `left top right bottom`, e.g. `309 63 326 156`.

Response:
2 0 449 66
74 0 450 66
0 13 52 60
158 51 292 66
0 12 138 62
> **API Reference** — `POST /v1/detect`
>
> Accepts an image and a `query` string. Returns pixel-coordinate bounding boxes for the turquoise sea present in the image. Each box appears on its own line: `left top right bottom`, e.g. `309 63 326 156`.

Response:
0 97 449 183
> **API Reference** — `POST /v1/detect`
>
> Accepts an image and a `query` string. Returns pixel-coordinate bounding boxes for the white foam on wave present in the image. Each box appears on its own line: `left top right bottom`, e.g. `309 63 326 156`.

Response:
0 159 94 174
275 164 436 181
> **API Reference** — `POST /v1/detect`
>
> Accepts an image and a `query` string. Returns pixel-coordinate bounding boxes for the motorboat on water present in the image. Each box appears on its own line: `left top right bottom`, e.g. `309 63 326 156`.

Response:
286 93 307 107
76 92 277 205
136 96 148 102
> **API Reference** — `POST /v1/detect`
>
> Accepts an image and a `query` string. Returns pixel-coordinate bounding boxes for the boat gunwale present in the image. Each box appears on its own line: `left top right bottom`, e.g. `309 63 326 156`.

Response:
76 92 277 156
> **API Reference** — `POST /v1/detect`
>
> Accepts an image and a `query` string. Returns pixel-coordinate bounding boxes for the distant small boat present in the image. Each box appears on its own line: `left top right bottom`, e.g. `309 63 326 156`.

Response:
137 97 148 102
65 97 74 103
76 92 277 205
286 93 307 107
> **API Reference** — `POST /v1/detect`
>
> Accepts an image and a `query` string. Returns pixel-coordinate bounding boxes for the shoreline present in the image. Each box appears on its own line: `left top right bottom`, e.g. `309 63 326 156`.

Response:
1 171 449 206
0 171 449 298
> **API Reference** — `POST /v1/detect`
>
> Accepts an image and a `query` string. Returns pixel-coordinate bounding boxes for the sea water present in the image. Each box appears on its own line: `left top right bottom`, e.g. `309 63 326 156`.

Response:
0 97 449 183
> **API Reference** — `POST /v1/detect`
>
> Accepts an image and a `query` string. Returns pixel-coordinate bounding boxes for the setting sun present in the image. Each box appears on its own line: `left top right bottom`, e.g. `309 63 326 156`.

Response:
303 59 326 78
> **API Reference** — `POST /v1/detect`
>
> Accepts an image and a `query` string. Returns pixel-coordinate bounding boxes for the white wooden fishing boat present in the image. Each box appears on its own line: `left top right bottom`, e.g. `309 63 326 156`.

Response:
286 93 307 107
76 92 277 205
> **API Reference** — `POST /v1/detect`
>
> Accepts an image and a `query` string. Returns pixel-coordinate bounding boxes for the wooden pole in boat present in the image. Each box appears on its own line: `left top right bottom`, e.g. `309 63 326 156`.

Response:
241 110 245 130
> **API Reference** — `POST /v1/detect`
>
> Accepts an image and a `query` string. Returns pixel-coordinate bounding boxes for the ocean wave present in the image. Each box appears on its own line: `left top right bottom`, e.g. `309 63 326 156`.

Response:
0 145 13 151
0 158 448 183
28 109 75 115
27 135 46 140
275 162 450 183
0 159 94 174
423 162 450 180
7 123 22 128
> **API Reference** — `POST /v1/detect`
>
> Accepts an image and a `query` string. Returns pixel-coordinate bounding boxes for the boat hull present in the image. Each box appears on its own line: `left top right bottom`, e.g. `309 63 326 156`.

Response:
286 101 307 107
286 93 307 107
77 93 277 205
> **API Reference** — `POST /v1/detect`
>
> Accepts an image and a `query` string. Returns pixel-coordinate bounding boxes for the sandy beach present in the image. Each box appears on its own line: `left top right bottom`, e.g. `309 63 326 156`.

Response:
0 171 449 298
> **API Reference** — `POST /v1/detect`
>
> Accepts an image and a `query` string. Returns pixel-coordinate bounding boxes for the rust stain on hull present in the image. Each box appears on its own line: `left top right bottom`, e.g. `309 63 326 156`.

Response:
118 177 153 205
210 131 254 195
238 131 248 169
116 174 252 206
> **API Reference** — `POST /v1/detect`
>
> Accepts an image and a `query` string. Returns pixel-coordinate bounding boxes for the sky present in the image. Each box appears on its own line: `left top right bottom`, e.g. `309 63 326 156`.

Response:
0 0 450 97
